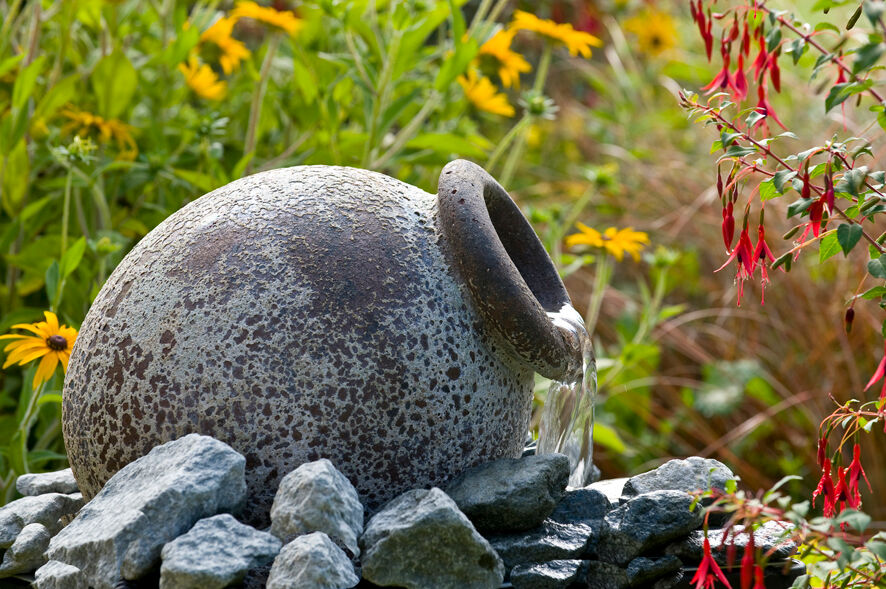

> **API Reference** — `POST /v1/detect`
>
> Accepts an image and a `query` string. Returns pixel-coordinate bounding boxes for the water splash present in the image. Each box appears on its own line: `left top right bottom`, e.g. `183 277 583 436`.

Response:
538 304 597 487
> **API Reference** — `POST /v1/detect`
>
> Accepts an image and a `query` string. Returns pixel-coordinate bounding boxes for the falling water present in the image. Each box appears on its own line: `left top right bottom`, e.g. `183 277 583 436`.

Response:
537 304 597 488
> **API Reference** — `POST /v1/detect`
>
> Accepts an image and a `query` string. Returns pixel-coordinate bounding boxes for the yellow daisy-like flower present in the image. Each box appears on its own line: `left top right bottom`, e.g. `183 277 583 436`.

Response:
458 70 515 117
566 222 649 261
230 1 302 35
179 57 227 100
200 16 251 74
623 9 678 56
61 106 137 160
510 10 603 58
0 311 78 389
477 29 531 88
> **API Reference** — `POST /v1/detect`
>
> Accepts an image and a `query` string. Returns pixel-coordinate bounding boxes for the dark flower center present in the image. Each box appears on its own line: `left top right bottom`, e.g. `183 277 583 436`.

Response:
47 335 67 351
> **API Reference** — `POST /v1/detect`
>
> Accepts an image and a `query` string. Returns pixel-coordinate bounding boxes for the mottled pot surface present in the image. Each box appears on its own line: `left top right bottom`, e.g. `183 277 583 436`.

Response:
63 165 536 525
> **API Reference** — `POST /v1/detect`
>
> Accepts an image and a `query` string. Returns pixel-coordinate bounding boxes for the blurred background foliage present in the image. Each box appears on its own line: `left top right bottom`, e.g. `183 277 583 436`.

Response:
0 0 882 524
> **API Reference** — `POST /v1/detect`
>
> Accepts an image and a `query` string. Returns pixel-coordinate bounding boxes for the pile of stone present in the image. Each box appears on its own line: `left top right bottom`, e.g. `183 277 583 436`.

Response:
0 435 799 588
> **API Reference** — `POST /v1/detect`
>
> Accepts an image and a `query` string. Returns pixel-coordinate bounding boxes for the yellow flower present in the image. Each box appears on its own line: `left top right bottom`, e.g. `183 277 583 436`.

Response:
179 57 227 100
200 16 251 74
231 1 302 35
477 29 531 88
0 311 78 389
61 106 137 160
566 222 649 261
510 10 603 58
623 9 678 56
458 70 515 117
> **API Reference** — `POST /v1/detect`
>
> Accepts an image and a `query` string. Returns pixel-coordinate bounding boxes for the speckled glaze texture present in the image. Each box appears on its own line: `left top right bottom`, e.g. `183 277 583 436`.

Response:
63 165 540 526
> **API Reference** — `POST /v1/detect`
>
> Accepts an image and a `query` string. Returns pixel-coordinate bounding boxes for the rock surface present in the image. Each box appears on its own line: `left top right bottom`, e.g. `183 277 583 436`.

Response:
621 457 734 497
266 531 359 589
360 488 504 588
0 492 83 548
159 514 281 589
666 520 797 565
597 490 705 565
509 559 587 589
270 459 363 557
445 453 570 533
46 434 246 589
584 561 629 589
33 560 88 589
625 555 682 585
585 478 628 505
16 469 79 496
0 522 51 576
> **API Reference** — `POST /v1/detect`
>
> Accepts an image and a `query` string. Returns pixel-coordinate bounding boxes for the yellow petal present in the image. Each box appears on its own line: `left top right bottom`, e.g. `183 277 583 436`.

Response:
0 333 29 341
32 353 58 389
10 323 48 338
43 312 59 334
3 338 46 355
9 346 50 368
59 351 71 372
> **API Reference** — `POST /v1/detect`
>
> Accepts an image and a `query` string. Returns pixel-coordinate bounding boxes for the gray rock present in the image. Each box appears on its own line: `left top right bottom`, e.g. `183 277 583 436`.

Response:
509 559 587 589
666 520 797 565
585 478 628 505
625 555 682 585
584 561 629 589
0 522 51 576
16 469 79 496
159 514 281 589
266 532 359 589
622 457 735 497
651 569 685 589
33 560 88 589
445 454 569 533
487 488 610 569
270 459 363 558
361 488 504 588
0 493 83 548
597 490 705 565
46 434 246 589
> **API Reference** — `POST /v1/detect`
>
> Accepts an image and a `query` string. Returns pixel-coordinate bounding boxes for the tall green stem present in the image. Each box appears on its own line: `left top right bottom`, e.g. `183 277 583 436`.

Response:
60 170 72 259
585 254 612 337
363 29 403 167
486 114 531 171
244 34 281 174
532 43 553 95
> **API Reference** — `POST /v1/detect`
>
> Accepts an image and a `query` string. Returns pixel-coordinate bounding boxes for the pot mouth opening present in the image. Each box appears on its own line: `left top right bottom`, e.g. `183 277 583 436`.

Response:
436 160 580 381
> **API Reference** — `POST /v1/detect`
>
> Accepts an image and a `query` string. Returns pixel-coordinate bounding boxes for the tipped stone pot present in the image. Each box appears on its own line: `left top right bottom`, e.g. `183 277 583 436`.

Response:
62 160 583 525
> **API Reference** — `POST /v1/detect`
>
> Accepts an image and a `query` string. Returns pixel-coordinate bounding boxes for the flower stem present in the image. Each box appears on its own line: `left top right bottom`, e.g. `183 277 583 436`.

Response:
486 114 531 171
244 34 281 174
60 170 72 259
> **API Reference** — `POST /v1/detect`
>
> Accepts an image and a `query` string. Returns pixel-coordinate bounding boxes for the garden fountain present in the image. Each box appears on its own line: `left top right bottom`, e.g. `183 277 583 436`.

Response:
61 159 596 526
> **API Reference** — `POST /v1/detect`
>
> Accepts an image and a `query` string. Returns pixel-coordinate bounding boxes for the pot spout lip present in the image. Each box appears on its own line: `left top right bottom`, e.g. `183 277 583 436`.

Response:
436 159 584 382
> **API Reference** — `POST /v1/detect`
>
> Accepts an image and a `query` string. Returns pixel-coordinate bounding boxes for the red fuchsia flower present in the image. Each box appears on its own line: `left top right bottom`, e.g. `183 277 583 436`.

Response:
702 42 735 96
812 459 837 517
722 202 735 251
753 84 786 132
769 49 781 92
690 0 714 60
834 466 858 511
752 224 776 303
741 21 751 56
863 339 886 401
753 566 766 589
817 436 828 468
823 173 835 212
716 225 755 306
691 537 733 589
740 532 755 589
733 54 748 101
848 442 872 500
752 36 768 79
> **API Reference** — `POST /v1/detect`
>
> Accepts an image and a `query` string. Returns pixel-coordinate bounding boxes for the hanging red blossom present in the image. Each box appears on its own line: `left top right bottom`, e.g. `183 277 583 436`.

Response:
863 339 886 401
691 537 733 589
716 226 755 306
847 442 872 503
752 224 777 303
812 460 836 517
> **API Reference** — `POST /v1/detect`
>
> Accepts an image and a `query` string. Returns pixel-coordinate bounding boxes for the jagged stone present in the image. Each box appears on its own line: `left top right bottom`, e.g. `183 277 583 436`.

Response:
509 559 588 589
270 459 363 558
159 514 281 589
33 560 88 589
584 561 629 589
666 520 797 565
586 478 629 505
361 488 504 589
0 522 51 576
266 532 359 589
622 457 735 497
46 434 246 589
0 493 83 548
16 469 79 497
445 453 570 533
625 555 682 586
597 490 705 565
487 488 610 569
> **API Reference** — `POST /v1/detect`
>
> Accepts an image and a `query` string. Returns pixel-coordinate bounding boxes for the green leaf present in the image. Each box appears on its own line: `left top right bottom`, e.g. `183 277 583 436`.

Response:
592 422 626 453
790 38 809 64
853 42 884 74
837 223 863 255
825 80 874 112
36 393 63 407
0 140 29 216
745 110 765 128
60 237 87 278
819 231 841 262
835 509 871 532
867 540 886 561
860 285 886 299
766 26 782 53
448 0 466 47
846 4 863 29
12 56 46 112
33 75 78 123
434 38 478 91
759 178 779 201
0 54 23 79
44 261 60 306
787 198 815 217
171 168 218 193
835 166 868 196
867 256 886 278
91 51 138 119
773 169 798 193
722 145 756 158
405 132 489 158
720 131 743 148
